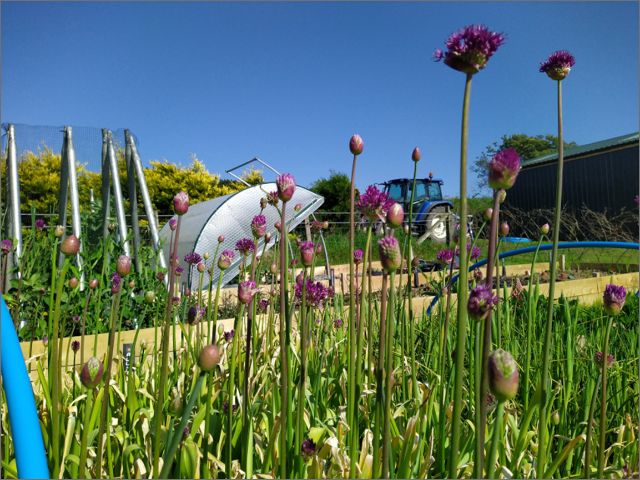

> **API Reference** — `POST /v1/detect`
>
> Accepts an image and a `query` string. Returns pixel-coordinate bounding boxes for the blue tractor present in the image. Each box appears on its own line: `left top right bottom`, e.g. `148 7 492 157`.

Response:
381 175 454 243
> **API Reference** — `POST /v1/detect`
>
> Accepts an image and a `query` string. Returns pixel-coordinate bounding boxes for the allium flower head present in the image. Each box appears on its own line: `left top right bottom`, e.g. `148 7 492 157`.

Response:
223 330 235 342
175 265 184 276
198 344 221 371
235 238 255 256
603 284 626 315
349 134 364 156
251 214 267 238
61 235 80 256
218 249 235 270
539 50 575 81
353 249 364 265
238 280 258 305
488 148 521 190
455 244 481 261
378 236 401 273
488 349 519 402
467 284 498 321
111 272 122 294
299 241 315 267
357 185 394 221
81 356 104 388
434 24 505 75
276 173 296 202
187 306 204 325
334 318 344 329
387 202 405 228
301 438 317 458
594 351 615 368
295 279 330 308
173 191 189 215
184 251 202 265
71 340 80 353
169 217 178 231
35 218 46 231
266 191 279 206
436 248 455 265
257 298 269 313
116 255 132 276
412 147 421 162
0 239 13 254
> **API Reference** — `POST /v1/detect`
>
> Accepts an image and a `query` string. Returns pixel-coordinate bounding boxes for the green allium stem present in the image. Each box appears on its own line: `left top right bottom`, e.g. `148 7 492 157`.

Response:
407 159 419 404
584 375 601 478
449 72 472 479
78 386 94 479
373 272 389 478
382 270 397 478
226 303 245 476
597 316 613 477
537 79 564 478
356 226 372 390
348 152 359 475
523 235 544 412
278 201 289 479
486 401 504 480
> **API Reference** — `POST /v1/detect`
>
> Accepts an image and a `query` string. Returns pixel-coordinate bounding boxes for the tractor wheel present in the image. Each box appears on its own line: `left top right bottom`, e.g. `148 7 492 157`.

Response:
424 206 450 243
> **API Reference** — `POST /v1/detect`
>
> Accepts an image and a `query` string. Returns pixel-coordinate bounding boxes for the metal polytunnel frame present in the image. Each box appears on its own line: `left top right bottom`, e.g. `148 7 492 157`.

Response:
159 181 326 290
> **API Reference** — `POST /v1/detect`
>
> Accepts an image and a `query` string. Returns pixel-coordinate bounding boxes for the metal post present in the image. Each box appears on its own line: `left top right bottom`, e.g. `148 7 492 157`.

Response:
100 129 111 241
125 135 141 273
107 131 131 256
6 124 23 261
125 130 166 271
63 127 85 289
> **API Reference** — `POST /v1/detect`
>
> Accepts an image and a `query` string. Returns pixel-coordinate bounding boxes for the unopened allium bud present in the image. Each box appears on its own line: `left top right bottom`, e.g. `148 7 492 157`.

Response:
322 221 329 230
251 214 267 238
89 278 98 289
260 197 268 209
298 241 315 267
488 148 521 191
294 203 302 212
218 250 234 271
473 268 483 282
128 279 135 289
169 218 177 231
387 202 405 228
199 344 221 371
144 291 156 304
354 249 364 265
238 280 257 305
540 223 550 235
68 277 79 289
411 147 421 162
203 251 210 260
80 356 104 388
156 271 166 282
197 262 206 273
275 220 282 231
173 191 189 215
0 239 12 255
539 50 575 81
404 224 410 235
315 244 323 255
497 189 507 204
349 134 364 156
54 225 65 237
500 222 510 236
217 235 225 243
187 306 200 325
467 284 498 321
378 236 401 273
111 273 122 294
42 335 48 347
276 173 296 202
603 284 626 316
484 208 493 221
552 411 560 425
265 232 272 243
116 255 132 276
61 235 80 256
488 349 519 402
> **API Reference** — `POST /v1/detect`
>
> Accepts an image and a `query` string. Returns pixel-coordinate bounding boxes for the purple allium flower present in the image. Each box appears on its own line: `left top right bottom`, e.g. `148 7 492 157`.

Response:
184 251 202 265
218 249 235 270
511 278 524 300
378 236 401 273
35 218 46 231
334 318 344 329
0 239 13 254
295 279 330 308
311 220 326 232
299 241 315 267
603 284 626 316
187 306 205 325
182 426 190 440
235 238 255 257
223 330 235 342
111 272 122 294
412 147 421 162
173 191 189 215
61 235 80 256
276 173 296 202
488 349 519 402
71 340 80 353
222 401 239 414
175 265 184 276
436 249 455 265
168 217 178 231
387 202 405 228
301 438 317 458
266 191 280 206
349 134 364 156
353 249 364 265
539 50 575 81
251 214 267 238
42 335 48 346
594 351 615 368
488 148 521 191
357 185 394 221
434 24 505 75
467 284 498 321
258 298 269 313
454 244 481 261
238 280 258 305
116 255 132 276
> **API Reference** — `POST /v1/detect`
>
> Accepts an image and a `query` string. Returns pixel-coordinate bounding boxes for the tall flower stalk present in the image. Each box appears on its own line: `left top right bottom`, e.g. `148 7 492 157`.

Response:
434 24 504 477
536 50 575 477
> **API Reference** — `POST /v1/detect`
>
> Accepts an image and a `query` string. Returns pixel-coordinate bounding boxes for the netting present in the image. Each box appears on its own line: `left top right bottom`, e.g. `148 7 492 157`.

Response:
1 123 140 173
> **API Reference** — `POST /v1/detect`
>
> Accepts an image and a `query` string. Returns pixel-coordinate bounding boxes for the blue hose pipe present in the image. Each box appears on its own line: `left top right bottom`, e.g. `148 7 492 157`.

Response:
427 241 639 315
1 297 50 479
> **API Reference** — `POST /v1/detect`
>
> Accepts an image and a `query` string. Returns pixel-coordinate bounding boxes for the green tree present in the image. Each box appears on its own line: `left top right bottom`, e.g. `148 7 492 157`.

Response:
473 133 577 191
310 170 351 225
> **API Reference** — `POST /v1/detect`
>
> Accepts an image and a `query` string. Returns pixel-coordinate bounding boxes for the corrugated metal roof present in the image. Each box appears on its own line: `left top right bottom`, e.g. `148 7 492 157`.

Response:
522 132 639 168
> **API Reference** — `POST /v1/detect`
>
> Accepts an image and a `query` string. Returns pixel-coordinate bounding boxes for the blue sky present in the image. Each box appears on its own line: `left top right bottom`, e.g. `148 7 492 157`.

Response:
2 1 638 196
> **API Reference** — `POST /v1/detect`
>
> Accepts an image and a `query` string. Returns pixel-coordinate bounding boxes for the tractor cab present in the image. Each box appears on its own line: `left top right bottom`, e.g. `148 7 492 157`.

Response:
380 175 453 243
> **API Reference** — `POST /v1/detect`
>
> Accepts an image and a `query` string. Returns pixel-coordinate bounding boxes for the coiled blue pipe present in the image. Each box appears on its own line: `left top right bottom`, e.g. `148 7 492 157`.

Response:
427 241 639 315
1 297 50 479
